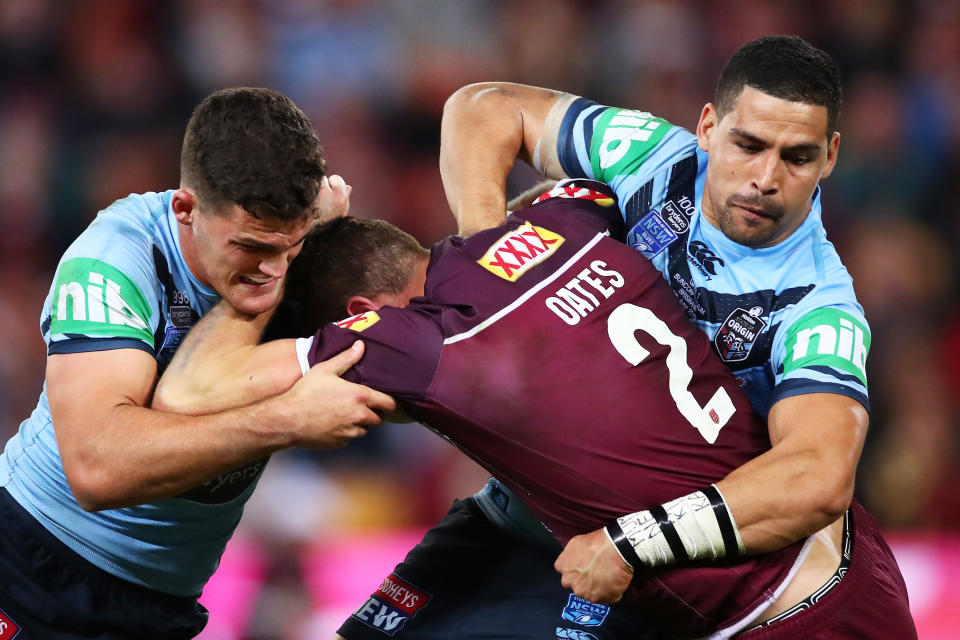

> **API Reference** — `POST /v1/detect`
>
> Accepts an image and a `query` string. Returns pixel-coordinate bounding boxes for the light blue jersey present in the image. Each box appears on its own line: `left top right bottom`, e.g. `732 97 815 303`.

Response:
0 191 266 597
476 97 871 543
554 98 870 415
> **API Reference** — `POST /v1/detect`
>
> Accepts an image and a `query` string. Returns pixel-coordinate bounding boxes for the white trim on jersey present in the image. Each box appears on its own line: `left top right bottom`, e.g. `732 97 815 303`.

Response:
444 230 609 346
295 336 314 375
697 534 816 640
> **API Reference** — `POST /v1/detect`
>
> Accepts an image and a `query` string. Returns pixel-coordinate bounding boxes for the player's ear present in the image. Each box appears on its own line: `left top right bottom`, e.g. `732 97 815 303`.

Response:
820 131 841 179
346 295 380 316
696 103 718 152
171 189 197 225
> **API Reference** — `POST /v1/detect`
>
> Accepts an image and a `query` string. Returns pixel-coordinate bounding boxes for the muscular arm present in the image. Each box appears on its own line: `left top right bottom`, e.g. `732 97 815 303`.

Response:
716 392 867 552
440 82 566 236
50 349 300 511
153 302 302 415
556 392 867 603
53 303 394 512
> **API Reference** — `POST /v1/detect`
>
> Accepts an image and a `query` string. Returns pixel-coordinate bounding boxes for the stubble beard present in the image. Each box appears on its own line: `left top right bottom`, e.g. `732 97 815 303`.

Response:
716 195 786 248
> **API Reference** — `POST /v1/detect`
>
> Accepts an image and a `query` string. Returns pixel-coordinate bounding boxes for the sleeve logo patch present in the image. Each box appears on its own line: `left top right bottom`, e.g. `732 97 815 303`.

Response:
351 573 432 636
561 594 610 627
783 307 870 385
627 210 677 256
477 221 565 281
592 108 673 178
50 257 152 341
334 311 380 332
534 184 615 207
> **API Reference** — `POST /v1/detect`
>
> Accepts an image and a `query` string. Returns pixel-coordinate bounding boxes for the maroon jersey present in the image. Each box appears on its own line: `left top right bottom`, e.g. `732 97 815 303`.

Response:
303 181 806 637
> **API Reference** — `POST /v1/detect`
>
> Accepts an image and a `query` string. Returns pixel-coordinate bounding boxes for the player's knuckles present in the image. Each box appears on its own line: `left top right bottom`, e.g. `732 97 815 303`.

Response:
343 405 379 426
358 387 394 409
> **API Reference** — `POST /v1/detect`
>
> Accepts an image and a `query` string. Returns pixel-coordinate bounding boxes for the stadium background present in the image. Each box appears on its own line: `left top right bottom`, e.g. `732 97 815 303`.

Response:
0 0 957 638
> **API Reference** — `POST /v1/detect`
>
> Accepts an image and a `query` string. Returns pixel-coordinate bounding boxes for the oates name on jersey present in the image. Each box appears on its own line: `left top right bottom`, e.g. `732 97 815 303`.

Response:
546 260 625 326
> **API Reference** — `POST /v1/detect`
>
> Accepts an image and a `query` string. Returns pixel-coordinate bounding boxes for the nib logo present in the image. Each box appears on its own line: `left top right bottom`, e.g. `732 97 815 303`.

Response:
784 308 870 384
51 258 152 340
57 272 147 329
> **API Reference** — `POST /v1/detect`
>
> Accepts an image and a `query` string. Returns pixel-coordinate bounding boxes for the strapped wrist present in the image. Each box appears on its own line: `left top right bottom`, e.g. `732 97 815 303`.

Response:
612 485 746 569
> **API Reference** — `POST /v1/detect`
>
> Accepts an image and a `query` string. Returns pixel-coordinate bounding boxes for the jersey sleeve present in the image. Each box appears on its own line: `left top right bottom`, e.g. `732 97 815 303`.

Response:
46 202 162 356
769 293 871 411
554 98 697 205
299 304 444 402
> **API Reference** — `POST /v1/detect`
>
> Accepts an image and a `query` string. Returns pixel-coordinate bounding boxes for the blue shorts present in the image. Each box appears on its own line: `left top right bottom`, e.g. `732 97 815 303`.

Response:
0 488 208 639
336 495 663 640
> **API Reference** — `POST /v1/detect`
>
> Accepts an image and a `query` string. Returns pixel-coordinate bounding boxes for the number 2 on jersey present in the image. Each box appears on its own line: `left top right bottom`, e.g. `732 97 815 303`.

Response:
608 303 735 443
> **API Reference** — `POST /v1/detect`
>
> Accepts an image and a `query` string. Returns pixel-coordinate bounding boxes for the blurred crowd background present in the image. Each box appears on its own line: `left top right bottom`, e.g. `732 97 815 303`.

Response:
1 0 959 638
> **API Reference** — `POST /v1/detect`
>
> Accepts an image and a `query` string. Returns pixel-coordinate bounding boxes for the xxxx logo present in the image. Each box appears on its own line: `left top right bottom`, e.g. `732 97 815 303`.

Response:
334 311 380 332
478 221 565 281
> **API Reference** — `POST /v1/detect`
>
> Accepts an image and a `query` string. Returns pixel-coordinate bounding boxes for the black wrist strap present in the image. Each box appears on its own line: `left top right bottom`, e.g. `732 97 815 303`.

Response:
703 484 742 558
605 519 643 570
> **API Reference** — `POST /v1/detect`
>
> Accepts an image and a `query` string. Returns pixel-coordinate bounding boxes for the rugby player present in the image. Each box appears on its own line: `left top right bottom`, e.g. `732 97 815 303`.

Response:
331 35 915 640
154 182 914 639
0 88 393 639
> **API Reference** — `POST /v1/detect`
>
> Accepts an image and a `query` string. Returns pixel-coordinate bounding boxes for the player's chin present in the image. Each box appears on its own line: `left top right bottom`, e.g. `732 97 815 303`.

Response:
227 284 282 316
725 218 777 248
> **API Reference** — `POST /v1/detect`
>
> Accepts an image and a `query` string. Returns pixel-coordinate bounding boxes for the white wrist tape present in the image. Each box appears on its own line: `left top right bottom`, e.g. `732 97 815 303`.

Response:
609 485 746 569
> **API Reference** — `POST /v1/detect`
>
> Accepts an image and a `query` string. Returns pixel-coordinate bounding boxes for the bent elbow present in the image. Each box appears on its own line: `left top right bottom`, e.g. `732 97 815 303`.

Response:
443 83 505 117
810 472 855 523
62 459 121 512
151 380 196 414
70 482 113 512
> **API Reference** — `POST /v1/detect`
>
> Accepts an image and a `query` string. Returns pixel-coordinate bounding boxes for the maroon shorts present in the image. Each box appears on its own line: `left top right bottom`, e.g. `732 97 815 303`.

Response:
739 500 916 640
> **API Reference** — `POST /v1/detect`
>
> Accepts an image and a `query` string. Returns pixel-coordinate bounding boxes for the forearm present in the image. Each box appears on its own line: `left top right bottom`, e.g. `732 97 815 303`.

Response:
607 394 867 568
155 301 300 414
716 397 866 553
440 82 561 236
58 393 299 510
53 334 389 511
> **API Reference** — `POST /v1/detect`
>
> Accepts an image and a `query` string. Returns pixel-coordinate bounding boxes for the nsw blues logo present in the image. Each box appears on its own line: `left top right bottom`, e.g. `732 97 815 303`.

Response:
627 210 677 256
561 594 610 627
352 573 432 636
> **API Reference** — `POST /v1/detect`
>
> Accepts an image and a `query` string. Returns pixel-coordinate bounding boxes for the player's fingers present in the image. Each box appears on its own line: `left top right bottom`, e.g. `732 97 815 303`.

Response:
343 425 369 440
313 341 365 377
554 554 568 573
363 388 397 414
326 174 351 217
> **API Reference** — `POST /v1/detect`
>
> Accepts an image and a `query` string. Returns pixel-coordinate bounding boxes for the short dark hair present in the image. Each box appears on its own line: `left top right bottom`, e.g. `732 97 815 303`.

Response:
180 87 326 220
715 35 842 136
263 217 430 340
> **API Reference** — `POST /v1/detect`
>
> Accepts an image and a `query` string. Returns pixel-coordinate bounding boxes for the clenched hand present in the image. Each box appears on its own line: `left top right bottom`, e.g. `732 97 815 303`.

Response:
555 528 635 604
